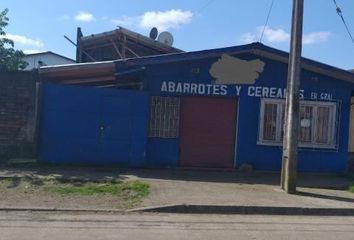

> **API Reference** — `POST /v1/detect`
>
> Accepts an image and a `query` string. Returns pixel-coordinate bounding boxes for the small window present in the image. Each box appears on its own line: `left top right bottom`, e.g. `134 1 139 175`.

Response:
149 96 180 138
258 98 337 148
259 99 285 144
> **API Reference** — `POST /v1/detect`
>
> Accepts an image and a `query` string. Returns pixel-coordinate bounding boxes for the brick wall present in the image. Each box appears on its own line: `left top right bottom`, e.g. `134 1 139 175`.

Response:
0 71 38 161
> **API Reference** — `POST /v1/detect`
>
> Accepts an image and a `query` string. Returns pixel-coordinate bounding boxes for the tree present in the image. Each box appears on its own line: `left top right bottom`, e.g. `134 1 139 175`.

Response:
0 8 27 71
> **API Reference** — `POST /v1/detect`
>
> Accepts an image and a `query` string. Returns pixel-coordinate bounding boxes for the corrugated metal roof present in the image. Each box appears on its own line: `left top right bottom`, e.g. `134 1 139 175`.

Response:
39 42 354 85
24 51 75 62
113 42 354 84
39 61 115 86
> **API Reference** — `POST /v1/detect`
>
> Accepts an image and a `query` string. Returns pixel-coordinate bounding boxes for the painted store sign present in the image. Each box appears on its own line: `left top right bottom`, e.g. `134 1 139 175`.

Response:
160 81 333 100
159 55 333 100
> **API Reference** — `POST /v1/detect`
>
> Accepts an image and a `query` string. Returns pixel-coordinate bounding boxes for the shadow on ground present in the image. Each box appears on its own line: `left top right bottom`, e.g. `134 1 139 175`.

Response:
296 190 354 203
1 163 352 189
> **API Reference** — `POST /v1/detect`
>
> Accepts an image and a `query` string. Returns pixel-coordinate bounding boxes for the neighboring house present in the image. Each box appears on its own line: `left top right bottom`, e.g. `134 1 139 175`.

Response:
76 26 183 63
23 51 75 71
39 42 354 173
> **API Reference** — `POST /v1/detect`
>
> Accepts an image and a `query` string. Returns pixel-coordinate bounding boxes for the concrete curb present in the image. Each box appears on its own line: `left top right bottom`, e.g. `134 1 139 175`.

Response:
0 207 126 214
130 204 354 216
1 205 353 216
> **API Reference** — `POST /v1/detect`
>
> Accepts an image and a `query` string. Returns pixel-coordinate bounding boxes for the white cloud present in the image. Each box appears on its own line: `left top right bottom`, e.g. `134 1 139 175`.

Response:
111 9 193 31
239 26 331 45
257 26 290 43
2 33 44 47
111 16 136 27
75 11 95 22
140 9 193 31
240 32 257 44
303 32 331 45
23 49 42 54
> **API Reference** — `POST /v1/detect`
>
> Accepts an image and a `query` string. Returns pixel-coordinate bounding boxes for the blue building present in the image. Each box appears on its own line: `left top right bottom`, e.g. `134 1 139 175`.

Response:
39 43 354 172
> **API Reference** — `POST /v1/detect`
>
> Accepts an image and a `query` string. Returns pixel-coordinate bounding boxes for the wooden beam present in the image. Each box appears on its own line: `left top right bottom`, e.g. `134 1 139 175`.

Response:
95 84 117 88
39 62 115 80
76 27 83 63
110 39 123 58
59 76 115 84
64 35 96 62
121 35 126 58
125 46 140 57
115 82 143 87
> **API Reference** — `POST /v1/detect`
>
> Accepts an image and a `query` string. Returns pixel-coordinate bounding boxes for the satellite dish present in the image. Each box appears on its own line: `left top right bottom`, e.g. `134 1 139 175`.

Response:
157 31 174 46
149 27 158 40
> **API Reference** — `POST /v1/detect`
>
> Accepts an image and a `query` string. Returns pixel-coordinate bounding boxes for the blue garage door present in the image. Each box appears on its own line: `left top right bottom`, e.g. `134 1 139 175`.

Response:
39 82 149 166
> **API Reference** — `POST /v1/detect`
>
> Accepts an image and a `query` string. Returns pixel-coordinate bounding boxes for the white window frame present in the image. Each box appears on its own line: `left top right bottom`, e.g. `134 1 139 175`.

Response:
258 98 284 145
258 98 337 149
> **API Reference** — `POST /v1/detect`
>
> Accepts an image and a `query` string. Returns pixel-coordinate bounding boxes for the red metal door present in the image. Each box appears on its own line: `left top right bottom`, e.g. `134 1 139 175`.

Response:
179 96 237 168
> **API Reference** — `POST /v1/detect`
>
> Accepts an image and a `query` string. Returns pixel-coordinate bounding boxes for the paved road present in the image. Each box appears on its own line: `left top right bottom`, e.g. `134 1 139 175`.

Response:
1 210 354 240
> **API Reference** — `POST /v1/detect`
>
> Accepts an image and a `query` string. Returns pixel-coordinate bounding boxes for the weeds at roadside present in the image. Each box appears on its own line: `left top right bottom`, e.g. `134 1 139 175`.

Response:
0 178 150 207
349 185 354 193
342 173 354 194
44 180 150 204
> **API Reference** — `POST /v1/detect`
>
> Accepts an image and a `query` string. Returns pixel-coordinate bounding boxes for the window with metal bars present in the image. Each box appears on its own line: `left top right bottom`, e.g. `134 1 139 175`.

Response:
258 98 337 149
149 96 180 138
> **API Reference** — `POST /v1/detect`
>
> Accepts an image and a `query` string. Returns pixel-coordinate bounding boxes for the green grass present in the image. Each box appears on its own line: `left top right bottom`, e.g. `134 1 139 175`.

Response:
44 180 150 202
0 178 14 185
0 177 150 208
343 174 354 193
349 184 354 193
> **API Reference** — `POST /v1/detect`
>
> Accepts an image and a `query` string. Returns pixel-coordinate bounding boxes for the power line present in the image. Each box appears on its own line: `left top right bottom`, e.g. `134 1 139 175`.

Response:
260 0 276 43
332 0 354 46
198 0 215 13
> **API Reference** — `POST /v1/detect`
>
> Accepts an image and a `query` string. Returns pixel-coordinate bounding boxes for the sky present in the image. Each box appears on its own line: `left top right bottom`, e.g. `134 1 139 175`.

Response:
0 0 353 70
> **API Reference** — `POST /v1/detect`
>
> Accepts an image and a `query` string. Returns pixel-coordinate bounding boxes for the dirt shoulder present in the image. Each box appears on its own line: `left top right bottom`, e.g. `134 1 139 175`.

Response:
0 165 353 211
0 177 149 210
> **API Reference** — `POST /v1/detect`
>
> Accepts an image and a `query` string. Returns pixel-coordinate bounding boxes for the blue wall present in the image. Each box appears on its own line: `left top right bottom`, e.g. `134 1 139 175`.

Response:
39 82 149 166
235 59 352 172
134 52 353 172
146 138 179 167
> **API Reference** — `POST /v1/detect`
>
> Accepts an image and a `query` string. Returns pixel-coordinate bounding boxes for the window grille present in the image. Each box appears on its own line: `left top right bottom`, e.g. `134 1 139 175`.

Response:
149 96 180 138
258 98 337 149
299 105 313 142
263 103 278 141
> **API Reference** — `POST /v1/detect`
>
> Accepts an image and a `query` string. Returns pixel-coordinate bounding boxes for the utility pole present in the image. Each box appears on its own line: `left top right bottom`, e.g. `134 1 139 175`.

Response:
280 0 304 194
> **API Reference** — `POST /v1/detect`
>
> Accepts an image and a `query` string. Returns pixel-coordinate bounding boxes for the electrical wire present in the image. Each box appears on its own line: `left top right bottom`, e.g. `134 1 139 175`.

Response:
260 0 276 43
198 0 215 13
332 0 354 46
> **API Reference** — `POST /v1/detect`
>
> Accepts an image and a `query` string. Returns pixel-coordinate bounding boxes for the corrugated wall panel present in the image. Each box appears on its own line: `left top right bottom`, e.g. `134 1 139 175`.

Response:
39 82 148 166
